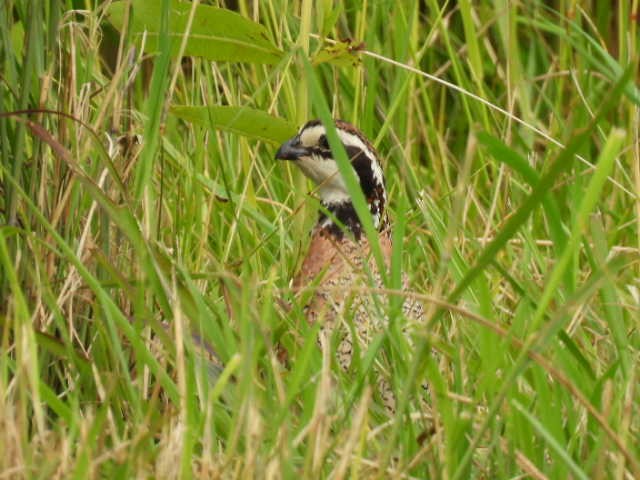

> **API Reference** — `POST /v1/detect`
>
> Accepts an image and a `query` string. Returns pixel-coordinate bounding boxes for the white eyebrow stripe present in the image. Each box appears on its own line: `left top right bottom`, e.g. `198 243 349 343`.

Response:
337 129 370 153
299 124 326 146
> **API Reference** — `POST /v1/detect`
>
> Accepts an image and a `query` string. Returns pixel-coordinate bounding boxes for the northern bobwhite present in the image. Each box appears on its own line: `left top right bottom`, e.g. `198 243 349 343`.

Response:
275 119 423 413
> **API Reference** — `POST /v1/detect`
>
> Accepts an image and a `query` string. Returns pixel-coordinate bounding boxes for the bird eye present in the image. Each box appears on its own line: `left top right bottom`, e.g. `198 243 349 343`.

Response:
318 135 330 149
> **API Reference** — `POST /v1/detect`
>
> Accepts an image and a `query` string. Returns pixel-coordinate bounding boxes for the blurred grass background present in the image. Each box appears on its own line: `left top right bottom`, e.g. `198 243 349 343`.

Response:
0 0 639 478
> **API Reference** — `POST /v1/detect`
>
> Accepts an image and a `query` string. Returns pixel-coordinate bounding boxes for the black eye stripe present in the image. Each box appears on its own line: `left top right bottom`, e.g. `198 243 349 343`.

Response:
318 135 329 149
346 146 384 198
309 144 384 192
311 148 334 158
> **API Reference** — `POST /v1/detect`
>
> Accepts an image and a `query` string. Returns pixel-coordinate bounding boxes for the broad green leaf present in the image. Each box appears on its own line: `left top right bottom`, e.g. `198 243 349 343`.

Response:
106 0 283 64
170 105 296 144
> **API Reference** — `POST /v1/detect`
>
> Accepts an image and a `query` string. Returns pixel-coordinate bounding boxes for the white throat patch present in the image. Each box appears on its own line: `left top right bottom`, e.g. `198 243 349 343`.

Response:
296 155 350 204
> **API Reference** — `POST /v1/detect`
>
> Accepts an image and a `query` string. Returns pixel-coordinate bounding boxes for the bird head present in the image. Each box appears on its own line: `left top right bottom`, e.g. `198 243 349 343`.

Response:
275 119 387 238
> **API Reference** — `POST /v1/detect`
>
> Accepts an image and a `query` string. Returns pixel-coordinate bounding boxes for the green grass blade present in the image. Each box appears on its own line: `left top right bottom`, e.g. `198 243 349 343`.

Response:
513 400 590 480
171 105 296 144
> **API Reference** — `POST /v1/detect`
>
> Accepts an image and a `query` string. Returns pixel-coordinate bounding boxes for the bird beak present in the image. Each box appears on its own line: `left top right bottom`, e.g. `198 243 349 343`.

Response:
275 136 307 161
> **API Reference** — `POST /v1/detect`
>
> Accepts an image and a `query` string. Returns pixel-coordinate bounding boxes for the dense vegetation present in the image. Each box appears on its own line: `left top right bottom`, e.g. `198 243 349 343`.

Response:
1 1 638 478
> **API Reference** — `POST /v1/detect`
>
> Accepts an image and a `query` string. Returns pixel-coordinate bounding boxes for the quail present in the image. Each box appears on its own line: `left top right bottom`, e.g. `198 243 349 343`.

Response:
275 119 423 413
